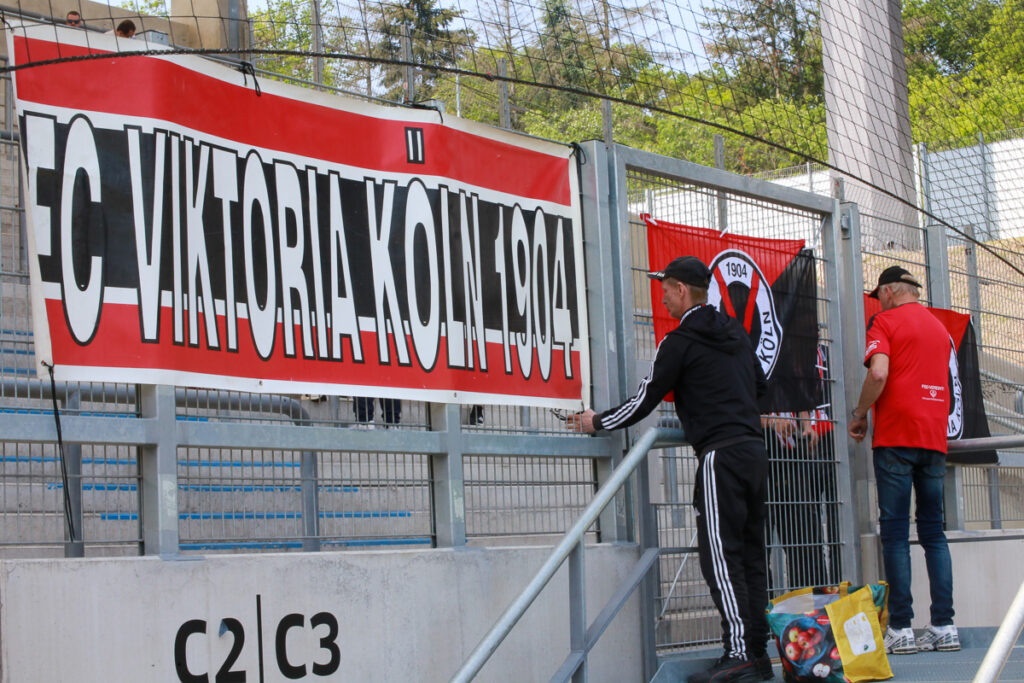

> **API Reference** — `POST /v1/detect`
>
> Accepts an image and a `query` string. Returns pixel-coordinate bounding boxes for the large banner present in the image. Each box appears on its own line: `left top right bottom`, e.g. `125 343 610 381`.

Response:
864 296 996 464
645 217 820 412
10 24 589 408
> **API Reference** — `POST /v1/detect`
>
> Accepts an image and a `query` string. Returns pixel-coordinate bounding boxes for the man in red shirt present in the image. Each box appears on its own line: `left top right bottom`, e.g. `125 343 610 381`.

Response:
848 266 959 655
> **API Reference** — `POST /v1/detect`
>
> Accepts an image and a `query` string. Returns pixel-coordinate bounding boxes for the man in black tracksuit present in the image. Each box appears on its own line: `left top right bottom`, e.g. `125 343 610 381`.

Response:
571 255 770 683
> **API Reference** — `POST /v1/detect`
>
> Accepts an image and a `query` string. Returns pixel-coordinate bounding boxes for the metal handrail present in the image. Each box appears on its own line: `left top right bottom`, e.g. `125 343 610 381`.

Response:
973 578 1024 682
449 427 687 683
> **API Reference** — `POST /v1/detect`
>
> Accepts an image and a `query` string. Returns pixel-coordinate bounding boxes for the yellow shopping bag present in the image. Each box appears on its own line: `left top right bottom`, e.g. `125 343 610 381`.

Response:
825 585 893 682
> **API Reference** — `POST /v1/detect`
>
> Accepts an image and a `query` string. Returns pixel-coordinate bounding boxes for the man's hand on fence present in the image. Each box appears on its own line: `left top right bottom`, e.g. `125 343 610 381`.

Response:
565 409 596 433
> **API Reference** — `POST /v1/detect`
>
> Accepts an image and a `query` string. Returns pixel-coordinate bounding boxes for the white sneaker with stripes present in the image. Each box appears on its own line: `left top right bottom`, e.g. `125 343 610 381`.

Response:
917 624 961 652
884 626 917 655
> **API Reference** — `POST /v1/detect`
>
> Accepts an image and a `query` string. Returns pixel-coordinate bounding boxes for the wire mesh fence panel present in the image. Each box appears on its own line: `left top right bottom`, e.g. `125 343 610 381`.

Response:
317 450 432 549
178 447 432 553
463 455 598 544
178 447 308 552
623 163 843 652
78 444 142 554
962 464 1024 530
0 441 140 557
0 441 68 557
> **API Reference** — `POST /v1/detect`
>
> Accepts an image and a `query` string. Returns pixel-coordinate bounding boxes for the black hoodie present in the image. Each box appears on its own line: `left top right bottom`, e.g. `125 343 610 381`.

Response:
594 303 766 456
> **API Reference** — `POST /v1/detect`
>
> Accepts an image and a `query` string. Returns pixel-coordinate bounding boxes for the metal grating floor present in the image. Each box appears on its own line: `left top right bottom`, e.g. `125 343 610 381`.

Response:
655 628 1024 682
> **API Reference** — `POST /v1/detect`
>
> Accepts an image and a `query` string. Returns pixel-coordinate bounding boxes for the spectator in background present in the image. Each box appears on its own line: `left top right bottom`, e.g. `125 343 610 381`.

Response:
764 345 841 594
848 266 959 655
65 10 83 26
114 19 135 37
354 397 401 429
763 410 837 593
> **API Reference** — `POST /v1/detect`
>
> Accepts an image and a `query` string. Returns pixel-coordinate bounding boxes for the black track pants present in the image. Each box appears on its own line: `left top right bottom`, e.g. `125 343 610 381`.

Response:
694 440 770 660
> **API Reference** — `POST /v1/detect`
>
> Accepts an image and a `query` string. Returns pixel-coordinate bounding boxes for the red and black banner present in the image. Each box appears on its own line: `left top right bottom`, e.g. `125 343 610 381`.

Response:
864 297 996 464
10 24 589 408
645 217 820 412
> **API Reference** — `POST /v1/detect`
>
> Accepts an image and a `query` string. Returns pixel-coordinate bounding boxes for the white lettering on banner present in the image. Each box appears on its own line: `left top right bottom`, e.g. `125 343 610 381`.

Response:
440 187 465 368
128 127 165 343
511 205 533 378
367 179 411 366
552 218 573 378
39 124 581 378
170 134 184 344
212 147 239 352
185 142 218 349
306 167 329 359
275 160 314 358
405 179 440 371
243 150 277 359
25 114 55 258
494 207 512 374
459 191 487 371
328 172 362 362
532 208 552 381
60 116 103 344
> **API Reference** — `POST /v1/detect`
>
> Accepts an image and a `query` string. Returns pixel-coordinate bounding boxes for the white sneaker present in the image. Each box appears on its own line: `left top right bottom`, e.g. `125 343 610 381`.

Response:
917 624 960 652
353 422 376 430
884 626 917 655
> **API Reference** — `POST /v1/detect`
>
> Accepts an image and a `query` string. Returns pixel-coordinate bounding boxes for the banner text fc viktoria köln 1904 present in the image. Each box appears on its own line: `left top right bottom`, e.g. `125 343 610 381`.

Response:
9 23 589 408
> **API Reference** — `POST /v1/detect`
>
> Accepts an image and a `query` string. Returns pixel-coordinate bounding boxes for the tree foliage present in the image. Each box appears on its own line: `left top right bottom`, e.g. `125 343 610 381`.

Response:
238 0 1023 172
367 0 475 102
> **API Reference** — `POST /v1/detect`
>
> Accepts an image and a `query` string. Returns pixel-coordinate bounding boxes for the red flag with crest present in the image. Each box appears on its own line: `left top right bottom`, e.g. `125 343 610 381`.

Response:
646 216 820 412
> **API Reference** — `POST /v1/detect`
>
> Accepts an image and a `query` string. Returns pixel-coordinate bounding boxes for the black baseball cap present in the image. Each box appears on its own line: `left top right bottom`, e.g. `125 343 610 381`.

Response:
648 256 712 288
868 265 922 298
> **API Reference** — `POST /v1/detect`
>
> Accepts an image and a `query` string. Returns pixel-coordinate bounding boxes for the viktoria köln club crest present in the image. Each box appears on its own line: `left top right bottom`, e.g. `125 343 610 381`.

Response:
707 249 783 377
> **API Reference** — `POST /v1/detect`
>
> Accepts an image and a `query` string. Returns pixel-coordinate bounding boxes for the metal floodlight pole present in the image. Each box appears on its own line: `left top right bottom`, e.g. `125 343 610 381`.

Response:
402 24 414 104
311 0 323 87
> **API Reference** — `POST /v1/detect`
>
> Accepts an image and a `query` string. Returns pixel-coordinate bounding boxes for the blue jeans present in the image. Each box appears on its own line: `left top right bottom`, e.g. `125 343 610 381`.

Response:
354 397 401 424
873 446 955 629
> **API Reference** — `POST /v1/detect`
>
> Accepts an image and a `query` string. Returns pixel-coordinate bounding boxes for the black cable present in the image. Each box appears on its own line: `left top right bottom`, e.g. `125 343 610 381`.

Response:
41 361 77 544
237 61 262 96
5 46 1023 279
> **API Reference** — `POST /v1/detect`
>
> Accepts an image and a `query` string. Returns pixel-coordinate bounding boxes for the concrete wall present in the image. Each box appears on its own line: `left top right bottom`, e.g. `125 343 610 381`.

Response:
0 544 643 682
909 530 1024 628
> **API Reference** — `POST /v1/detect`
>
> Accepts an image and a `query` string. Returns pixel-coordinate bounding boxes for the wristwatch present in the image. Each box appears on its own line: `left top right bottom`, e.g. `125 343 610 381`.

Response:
851 409 865 419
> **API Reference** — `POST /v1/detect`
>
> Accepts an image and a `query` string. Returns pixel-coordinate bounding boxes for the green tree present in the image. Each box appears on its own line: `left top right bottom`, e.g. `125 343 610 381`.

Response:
902 0 997 78
368 0 475 102
250 0 363 90
700 0 822 104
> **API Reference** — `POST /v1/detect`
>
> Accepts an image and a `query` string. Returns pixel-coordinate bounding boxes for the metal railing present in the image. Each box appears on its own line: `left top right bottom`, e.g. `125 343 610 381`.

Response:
451 427 686 683
974 578 1024 683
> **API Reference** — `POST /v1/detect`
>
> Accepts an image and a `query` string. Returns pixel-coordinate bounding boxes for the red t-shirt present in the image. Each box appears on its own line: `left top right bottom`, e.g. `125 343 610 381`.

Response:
864 302 951 452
